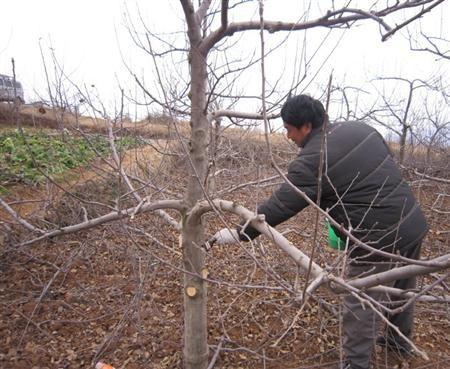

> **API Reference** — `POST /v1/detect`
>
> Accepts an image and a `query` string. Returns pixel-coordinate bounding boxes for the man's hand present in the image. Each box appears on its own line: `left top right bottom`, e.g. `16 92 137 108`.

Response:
203 228 239 251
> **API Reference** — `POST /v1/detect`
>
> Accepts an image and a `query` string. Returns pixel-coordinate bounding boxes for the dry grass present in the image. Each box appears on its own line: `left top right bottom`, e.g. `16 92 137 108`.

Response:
0 103 186 138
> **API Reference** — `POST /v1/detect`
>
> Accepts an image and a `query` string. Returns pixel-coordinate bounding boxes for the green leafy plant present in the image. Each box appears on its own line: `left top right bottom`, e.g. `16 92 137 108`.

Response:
0 129 138 185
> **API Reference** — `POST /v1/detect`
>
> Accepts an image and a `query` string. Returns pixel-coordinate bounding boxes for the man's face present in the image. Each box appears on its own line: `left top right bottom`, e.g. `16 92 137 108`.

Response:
284 122 312 146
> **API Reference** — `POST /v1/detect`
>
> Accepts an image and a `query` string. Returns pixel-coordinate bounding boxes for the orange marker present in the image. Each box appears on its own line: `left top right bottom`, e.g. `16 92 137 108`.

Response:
95 362 115 369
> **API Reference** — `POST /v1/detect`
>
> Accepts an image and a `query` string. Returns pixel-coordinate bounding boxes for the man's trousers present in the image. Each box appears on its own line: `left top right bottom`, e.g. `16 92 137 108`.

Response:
342 243 421 369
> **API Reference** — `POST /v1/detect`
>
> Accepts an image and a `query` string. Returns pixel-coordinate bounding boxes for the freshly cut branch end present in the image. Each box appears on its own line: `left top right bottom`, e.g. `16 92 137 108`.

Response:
186 286 198 297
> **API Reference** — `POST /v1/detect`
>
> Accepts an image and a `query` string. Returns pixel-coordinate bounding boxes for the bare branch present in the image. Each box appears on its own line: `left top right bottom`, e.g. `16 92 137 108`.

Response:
381 0 447 41
402 165 450 184
217 174 281 196
180 0 203 46
19 200 183 247
0 197 45 234
220 0 229 30
410 32 450 60
211 109 278 120
343 255 450 290
201 1 441 53
366 284 449 303
196 199 450 301
196 0 213 23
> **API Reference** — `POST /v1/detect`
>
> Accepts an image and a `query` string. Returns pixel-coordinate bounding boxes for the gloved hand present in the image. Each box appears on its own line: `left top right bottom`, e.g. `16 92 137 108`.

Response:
203 228 239 251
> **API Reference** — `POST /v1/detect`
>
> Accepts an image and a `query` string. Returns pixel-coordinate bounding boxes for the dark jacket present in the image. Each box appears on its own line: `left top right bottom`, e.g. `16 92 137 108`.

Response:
239 121 428 262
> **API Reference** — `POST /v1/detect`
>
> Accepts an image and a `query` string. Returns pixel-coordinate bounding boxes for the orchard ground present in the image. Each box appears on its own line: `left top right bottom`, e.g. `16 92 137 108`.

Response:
0 103 448 368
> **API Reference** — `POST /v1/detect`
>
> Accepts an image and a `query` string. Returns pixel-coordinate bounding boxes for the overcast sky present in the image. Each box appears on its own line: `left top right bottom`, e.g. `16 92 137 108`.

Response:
0 0 448 122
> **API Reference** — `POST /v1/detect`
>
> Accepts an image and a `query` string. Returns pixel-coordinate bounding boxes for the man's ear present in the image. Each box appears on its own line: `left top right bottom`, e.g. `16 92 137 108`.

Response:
301 122 312 134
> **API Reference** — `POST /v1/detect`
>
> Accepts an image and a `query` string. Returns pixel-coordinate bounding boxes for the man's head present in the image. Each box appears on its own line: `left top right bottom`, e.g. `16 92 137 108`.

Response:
281 94 326 146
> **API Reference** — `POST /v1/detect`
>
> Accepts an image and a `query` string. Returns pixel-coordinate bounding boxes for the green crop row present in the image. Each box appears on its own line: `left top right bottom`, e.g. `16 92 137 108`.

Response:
0 129 138 187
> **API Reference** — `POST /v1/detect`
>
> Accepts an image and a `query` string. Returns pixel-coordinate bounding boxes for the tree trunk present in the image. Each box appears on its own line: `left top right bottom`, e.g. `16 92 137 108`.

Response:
182 216 208 369
207 117 221 194
182 36 209 369
399 125 408 165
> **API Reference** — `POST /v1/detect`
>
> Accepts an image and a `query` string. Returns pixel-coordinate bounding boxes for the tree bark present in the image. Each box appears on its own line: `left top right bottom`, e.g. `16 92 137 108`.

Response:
180 2 210 367
399 124 408 164
181 214 208 369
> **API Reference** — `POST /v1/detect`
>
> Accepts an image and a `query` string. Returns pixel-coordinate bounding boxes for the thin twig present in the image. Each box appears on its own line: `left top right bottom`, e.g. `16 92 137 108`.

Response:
207 336 225 369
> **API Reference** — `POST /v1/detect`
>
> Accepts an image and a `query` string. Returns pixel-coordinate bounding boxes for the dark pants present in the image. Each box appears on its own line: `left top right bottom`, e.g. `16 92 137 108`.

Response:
342 243 421 369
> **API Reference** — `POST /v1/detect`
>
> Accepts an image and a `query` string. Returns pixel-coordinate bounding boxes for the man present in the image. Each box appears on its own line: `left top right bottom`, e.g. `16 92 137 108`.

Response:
209 95 428 369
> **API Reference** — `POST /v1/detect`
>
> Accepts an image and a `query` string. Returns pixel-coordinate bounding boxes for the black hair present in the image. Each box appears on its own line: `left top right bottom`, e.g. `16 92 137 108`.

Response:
280 94 326 129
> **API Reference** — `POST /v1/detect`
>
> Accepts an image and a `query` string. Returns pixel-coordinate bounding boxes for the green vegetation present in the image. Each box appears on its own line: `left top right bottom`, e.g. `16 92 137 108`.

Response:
0 129 137 186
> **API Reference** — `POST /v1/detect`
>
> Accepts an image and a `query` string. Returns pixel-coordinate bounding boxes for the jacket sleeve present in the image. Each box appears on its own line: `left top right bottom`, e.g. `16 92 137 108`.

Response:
238 153 319 241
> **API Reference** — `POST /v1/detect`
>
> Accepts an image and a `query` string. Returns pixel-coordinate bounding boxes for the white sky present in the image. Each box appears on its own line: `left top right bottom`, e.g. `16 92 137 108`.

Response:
0 0 449 122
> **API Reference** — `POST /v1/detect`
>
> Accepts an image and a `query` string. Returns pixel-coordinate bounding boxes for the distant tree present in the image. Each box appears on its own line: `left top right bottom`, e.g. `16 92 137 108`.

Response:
420 90 449 166
364 75 449 166
366 77 430 164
